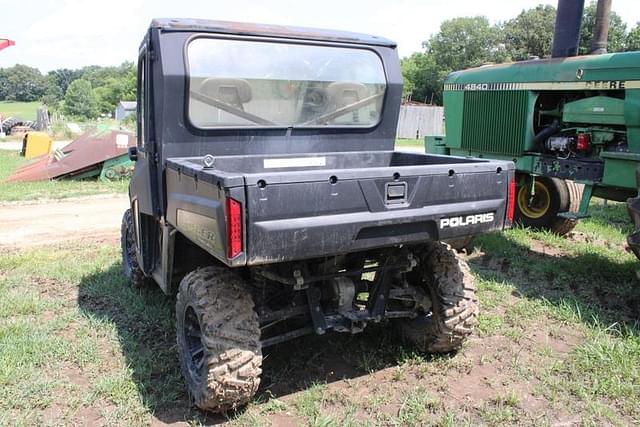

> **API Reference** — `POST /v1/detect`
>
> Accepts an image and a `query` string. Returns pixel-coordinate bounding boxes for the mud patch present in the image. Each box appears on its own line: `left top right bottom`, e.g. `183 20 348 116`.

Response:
33 276 77 303
529 239 569 257
566 231 614 249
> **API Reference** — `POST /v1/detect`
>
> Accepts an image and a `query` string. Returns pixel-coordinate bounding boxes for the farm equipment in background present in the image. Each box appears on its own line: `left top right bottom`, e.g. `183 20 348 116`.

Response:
0 38 16 137
0 38 51 136
1 106 50 135
20 132 53 159
427 0 640 256
7 126 135 182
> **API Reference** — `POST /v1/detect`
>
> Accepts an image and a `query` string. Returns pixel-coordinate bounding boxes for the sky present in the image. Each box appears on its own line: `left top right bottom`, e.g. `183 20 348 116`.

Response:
0 0 638 72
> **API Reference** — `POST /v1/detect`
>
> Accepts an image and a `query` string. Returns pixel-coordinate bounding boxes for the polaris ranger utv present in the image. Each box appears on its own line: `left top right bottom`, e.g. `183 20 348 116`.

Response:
122 18 516 412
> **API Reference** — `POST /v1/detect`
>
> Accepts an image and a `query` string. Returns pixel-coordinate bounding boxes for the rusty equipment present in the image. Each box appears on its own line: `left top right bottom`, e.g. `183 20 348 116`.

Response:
7 127 136 182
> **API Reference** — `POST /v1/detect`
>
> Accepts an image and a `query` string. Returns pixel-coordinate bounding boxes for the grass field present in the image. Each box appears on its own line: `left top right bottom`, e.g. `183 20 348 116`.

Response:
0 201 638 425
395 138 424 150
0 150 128 202
0 101 40 120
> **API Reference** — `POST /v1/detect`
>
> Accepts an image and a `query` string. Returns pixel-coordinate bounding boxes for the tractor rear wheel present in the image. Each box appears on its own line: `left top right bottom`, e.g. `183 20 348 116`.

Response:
515 176 582 235
176 266 262 412
397 241 478 353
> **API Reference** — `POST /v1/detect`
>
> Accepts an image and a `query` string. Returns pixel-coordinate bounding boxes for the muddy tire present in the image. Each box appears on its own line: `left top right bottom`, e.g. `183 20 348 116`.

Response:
515 176 582 236
120 209 149 288
397 241 478 353
552 180 583 235
176 266 262 413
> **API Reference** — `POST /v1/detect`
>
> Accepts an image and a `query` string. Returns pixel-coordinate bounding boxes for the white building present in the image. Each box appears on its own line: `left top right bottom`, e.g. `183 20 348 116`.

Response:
115 101 137 121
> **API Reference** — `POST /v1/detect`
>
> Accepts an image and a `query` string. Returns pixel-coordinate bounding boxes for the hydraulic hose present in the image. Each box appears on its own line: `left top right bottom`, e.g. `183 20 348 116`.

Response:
533 120 562 148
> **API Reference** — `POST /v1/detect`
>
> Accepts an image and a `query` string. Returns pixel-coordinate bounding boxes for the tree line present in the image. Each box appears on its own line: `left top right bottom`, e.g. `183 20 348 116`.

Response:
0 62 136 119
402 2 640 105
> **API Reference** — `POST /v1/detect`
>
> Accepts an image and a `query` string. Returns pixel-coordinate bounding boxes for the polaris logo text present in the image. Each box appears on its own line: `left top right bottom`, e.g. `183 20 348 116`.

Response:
440 213 495 228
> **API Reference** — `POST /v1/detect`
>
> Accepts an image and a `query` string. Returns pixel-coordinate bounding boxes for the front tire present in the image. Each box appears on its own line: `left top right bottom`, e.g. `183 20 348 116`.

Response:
515 176 582 235
397 242 478 353
176 267 262 412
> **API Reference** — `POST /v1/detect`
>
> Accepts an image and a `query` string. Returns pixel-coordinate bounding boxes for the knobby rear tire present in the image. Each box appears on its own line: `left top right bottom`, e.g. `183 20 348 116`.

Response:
176 266 262 413
397 241 478 353
120 209 150 288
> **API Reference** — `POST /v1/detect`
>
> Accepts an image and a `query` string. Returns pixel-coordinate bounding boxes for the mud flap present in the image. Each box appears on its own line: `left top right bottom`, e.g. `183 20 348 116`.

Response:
626 167 640 260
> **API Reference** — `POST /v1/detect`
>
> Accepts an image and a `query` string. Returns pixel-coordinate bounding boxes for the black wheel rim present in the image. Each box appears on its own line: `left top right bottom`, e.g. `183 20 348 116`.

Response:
408 272 435 326
184 306 205 384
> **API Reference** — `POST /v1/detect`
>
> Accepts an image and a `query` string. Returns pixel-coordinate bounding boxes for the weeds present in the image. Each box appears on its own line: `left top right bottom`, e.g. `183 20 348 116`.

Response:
0 201 639 425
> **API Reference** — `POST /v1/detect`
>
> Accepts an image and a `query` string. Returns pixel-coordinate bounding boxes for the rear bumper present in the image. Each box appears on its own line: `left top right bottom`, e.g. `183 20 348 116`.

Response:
248 199 506 265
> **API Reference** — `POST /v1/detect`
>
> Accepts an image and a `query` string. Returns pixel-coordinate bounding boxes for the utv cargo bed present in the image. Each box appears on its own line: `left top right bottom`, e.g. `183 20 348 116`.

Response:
166 151 513 266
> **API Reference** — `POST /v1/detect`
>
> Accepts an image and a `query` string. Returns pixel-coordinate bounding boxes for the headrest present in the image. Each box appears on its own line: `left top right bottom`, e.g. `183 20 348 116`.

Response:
199 78 252 105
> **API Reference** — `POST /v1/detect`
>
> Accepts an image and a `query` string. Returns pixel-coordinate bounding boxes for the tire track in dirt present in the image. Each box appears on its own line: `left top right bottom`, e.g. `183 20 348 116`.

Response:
0 194 128 249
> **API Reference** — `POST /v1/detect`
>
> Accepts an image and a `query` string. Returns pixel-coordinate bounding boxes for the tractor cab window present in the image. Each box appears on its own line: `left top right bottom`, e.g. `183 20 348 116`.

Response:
187 38 386 129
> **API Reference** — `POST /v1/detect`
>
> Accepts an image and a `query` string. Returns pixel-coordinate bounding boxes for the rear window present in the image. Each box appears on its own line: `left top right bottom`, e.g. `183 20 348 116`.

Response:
187 38 386 129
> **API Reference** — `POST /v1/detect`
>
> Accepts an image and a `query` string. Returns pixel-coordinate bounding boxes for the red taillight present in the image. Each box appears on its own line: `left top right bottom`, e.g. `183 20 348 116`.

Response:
576 133 590 151
507 178 516 224
226 197 243 258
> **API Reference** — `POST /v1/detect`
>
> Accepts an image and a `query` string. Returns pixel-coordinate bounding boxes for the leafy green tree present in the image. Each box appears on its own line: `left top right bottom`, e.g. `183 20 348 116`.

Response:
403 16 505 104
87 62 137 115
47 68 82 95
96 78 129 114
626 24 640 51
0 60 136 114
63 79 98 118
0 64 46 102
121 65 137 100
503 5 556 60
121 109 137 131
579 1 627 54
42 76 64 110
401 52 442 103
425 16 504 72
80 62 134 88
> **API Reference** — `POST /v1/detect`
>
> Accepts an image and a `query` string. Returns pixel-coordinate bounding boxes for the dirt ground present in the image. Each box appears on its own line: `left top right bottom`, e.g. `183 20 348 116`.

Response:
0 194 127 249
1 197 637 426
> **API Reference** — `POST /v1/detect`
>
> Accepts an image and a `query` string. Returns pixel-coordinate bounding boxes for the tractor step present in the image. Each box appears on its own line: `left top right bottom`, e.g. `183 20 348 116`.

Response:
557 211 590 220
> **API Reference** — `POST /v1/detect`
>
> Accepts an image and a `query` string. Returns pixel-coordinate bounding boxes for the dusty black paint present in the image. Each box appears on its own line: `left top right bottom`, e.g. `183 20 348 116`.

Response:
127 18 514 285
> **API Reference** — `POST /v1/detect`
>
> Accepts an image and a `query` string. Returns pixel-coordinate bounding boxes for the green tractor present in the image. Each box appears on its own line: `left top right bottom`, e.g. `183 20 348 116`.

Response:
428 0 640 255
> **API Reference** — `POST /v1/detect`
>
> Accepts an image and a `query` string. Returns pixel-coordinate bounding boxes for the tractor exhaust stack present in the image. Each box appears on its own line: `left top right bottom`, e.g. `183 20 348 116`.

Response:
590 0 611 55
551 0 585 58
